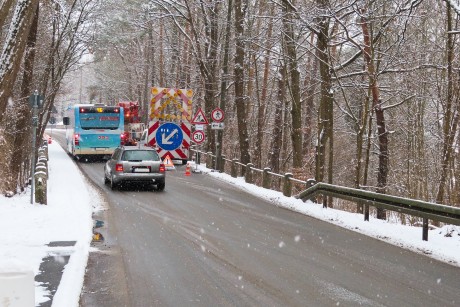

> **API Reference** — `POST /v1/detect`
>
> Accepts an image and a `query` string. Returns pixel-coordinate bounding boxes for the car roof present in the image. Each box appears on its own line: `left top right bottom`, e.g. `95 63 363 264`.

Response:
120 146 157 151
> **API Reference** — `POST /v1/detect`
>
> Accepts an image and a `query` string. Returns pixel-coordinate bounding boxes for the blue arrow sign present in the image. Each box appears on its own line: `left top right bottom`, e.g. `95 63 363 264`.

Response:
156 122 183 151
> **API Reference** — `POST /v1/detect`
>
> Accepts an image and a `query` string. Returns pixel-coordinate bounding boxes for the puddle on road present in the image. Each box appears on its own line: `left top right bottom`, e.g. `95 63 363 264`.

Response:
36 241 75 307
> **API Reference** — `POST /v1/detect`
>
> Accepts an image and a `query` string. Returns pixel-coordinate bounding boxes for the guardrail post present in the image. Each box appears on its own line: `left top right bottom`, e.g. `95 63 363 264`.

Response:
306 178 316 189
262 168 271 189
219 155 226 173
195 150 201 165
283 173 293 197
245 163 254 184
231 159 238 178
422 218 428 241
364 204 369 221
206 152 213 169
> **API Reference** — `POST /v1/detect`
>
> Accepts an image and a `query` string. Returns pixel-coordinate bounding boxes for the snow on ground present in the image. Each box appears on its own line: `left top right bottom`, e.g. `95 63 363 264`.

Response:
0 143 459 306
0 142 104 306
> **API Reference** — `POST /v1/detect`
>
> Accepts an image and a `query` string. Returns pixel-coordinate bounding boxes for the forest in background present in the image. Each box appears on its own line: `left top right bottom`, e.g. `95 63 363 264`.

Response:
1 0 460 221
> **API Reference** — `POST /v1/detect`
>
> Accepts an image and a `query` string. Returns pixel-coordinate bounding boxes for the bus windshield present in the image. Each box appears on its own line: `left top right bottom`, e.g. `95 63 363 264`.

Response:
79 107 120 130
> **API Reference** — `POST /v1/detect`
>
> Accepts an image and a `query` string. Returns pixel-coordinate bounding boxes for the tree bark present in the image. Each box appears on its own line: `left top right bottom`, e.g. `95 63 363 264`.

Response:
217 0 232 171
302 33 318 177
234 0 251 168
0 0 15 32
436 4 457 206
282 1 302 170
254 3 273 169
314 0 333 193
0 0 39 123
269 62 286 175
7 3 39 193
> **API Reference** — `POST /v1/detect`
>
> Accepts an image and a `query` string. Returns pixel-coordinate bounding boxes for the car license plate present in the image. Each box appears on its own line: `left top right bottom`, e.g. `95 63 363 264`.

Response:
133 168 150 173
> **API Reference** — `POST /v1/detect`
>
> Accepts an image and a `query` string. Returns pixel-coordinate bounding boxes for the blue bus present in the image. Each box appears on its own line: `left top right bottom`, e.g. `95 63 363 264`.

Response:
63 104 124 160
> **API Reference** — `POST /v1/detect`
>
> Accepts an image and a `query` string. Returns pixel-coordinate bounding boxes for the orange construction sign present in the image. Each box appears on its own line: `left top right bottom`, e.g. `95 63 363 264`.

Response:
163 155 175 170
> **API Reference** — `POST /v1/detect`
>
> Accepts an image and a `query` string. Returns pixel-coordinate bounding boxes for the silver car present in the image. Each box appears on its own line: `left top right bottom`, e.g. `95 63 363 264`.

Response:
104 147 166 191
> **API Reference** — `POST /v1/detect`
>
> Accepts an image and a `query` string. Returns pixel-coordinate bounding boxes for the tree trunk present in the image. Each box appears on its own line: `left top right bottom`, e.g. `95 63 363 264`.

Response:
217 0 232 171
314 2 333 191
361 9 387 220
159 22 164 86
234 0 251 168
0 0 39 123
0 0 39 194
302 33 318 177
7 3 39 193
203 2 219 154
269 62 286 175
0 0 15 32
282 1 302 170
436 4 458 207
254 3 273 168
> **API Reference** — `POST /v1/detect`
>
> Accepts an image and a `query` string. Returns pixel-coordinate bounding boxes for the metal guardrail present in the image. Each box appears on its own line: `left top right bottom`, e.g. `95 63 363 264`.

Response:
190 148 460 241
297 182 460 240
297 183 460 225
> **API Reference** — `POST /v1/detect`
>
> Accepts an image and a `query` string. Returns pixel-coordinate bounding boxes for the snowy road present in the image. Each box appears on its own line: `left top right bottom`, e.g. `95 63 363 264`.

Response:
52 130 460 306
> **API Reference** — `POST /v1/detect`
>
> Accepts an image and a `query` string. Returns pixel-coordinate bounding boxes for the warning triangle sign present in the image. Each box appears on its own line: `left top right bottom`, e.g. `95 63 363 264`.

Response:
191 108 209 125
163 155 175 170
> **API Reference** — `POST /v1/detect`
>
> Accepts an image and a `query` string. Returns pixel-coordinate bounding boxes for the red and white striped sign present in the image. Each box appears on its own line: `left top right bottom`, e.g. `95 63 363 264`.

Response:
147 87 193 161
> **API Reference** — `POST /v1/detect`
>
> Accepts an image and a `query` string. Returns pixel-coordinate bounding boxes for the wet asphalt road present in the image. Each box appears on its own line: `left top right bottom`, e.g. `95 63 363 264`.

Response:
50 130 460 307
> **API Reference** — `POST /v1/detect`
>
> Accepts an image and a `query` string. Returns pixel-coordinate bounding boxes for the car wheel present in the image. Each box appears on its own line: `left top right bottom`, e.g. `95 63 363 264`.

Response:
104 175 109 185
110 175 118 190
156 182 165 191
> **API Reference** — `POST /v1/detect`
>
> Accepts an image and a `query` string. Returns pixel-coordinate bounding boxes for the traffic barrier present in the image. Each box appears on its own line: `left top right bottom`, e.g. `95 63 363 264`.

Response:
35 143 49 205
163 155 175 170
185 163 191 176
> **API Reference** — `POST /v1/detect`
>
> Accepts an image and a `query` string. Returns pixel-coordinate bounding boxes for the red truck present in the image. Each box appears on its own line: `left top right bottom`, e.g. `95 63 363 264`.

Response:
117 101 145 146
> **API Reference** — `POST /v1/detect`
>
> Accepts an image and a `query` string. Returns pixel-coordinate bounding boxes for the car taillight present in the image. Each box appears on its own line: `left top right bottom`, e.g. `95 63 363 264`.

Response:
74 134 80 146
159 163 165 173
115 163 123 172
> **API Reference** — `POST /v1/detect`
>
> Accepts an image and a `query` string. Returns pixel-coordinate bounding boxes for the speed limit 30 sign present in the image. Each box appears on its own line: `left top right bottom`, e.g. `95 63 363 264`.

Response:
192 130 205 144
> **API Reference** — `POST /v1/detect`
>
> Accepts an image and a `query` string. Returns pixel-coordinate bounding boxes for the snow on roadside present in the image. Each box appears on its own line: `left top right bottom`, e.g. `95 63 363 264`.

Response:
0 142 103 306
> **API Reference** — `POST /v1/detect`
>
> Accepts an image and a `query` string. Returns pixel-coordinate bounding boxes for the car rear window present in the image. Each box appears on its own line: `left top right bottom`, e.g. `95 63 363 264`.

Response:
122 150 160 161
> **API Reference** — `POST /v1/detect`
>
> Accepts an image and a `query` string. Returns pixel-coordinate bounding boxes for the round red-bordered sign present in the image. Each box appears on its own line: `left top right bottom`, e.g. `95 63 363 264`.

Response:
192 130 205 144
211 107 225 122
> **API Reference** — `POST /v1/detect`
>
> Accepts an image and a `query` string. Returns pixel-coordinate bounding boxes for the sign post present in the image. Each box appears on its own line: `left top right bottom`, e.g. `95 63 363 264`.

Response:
211 108 225 172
